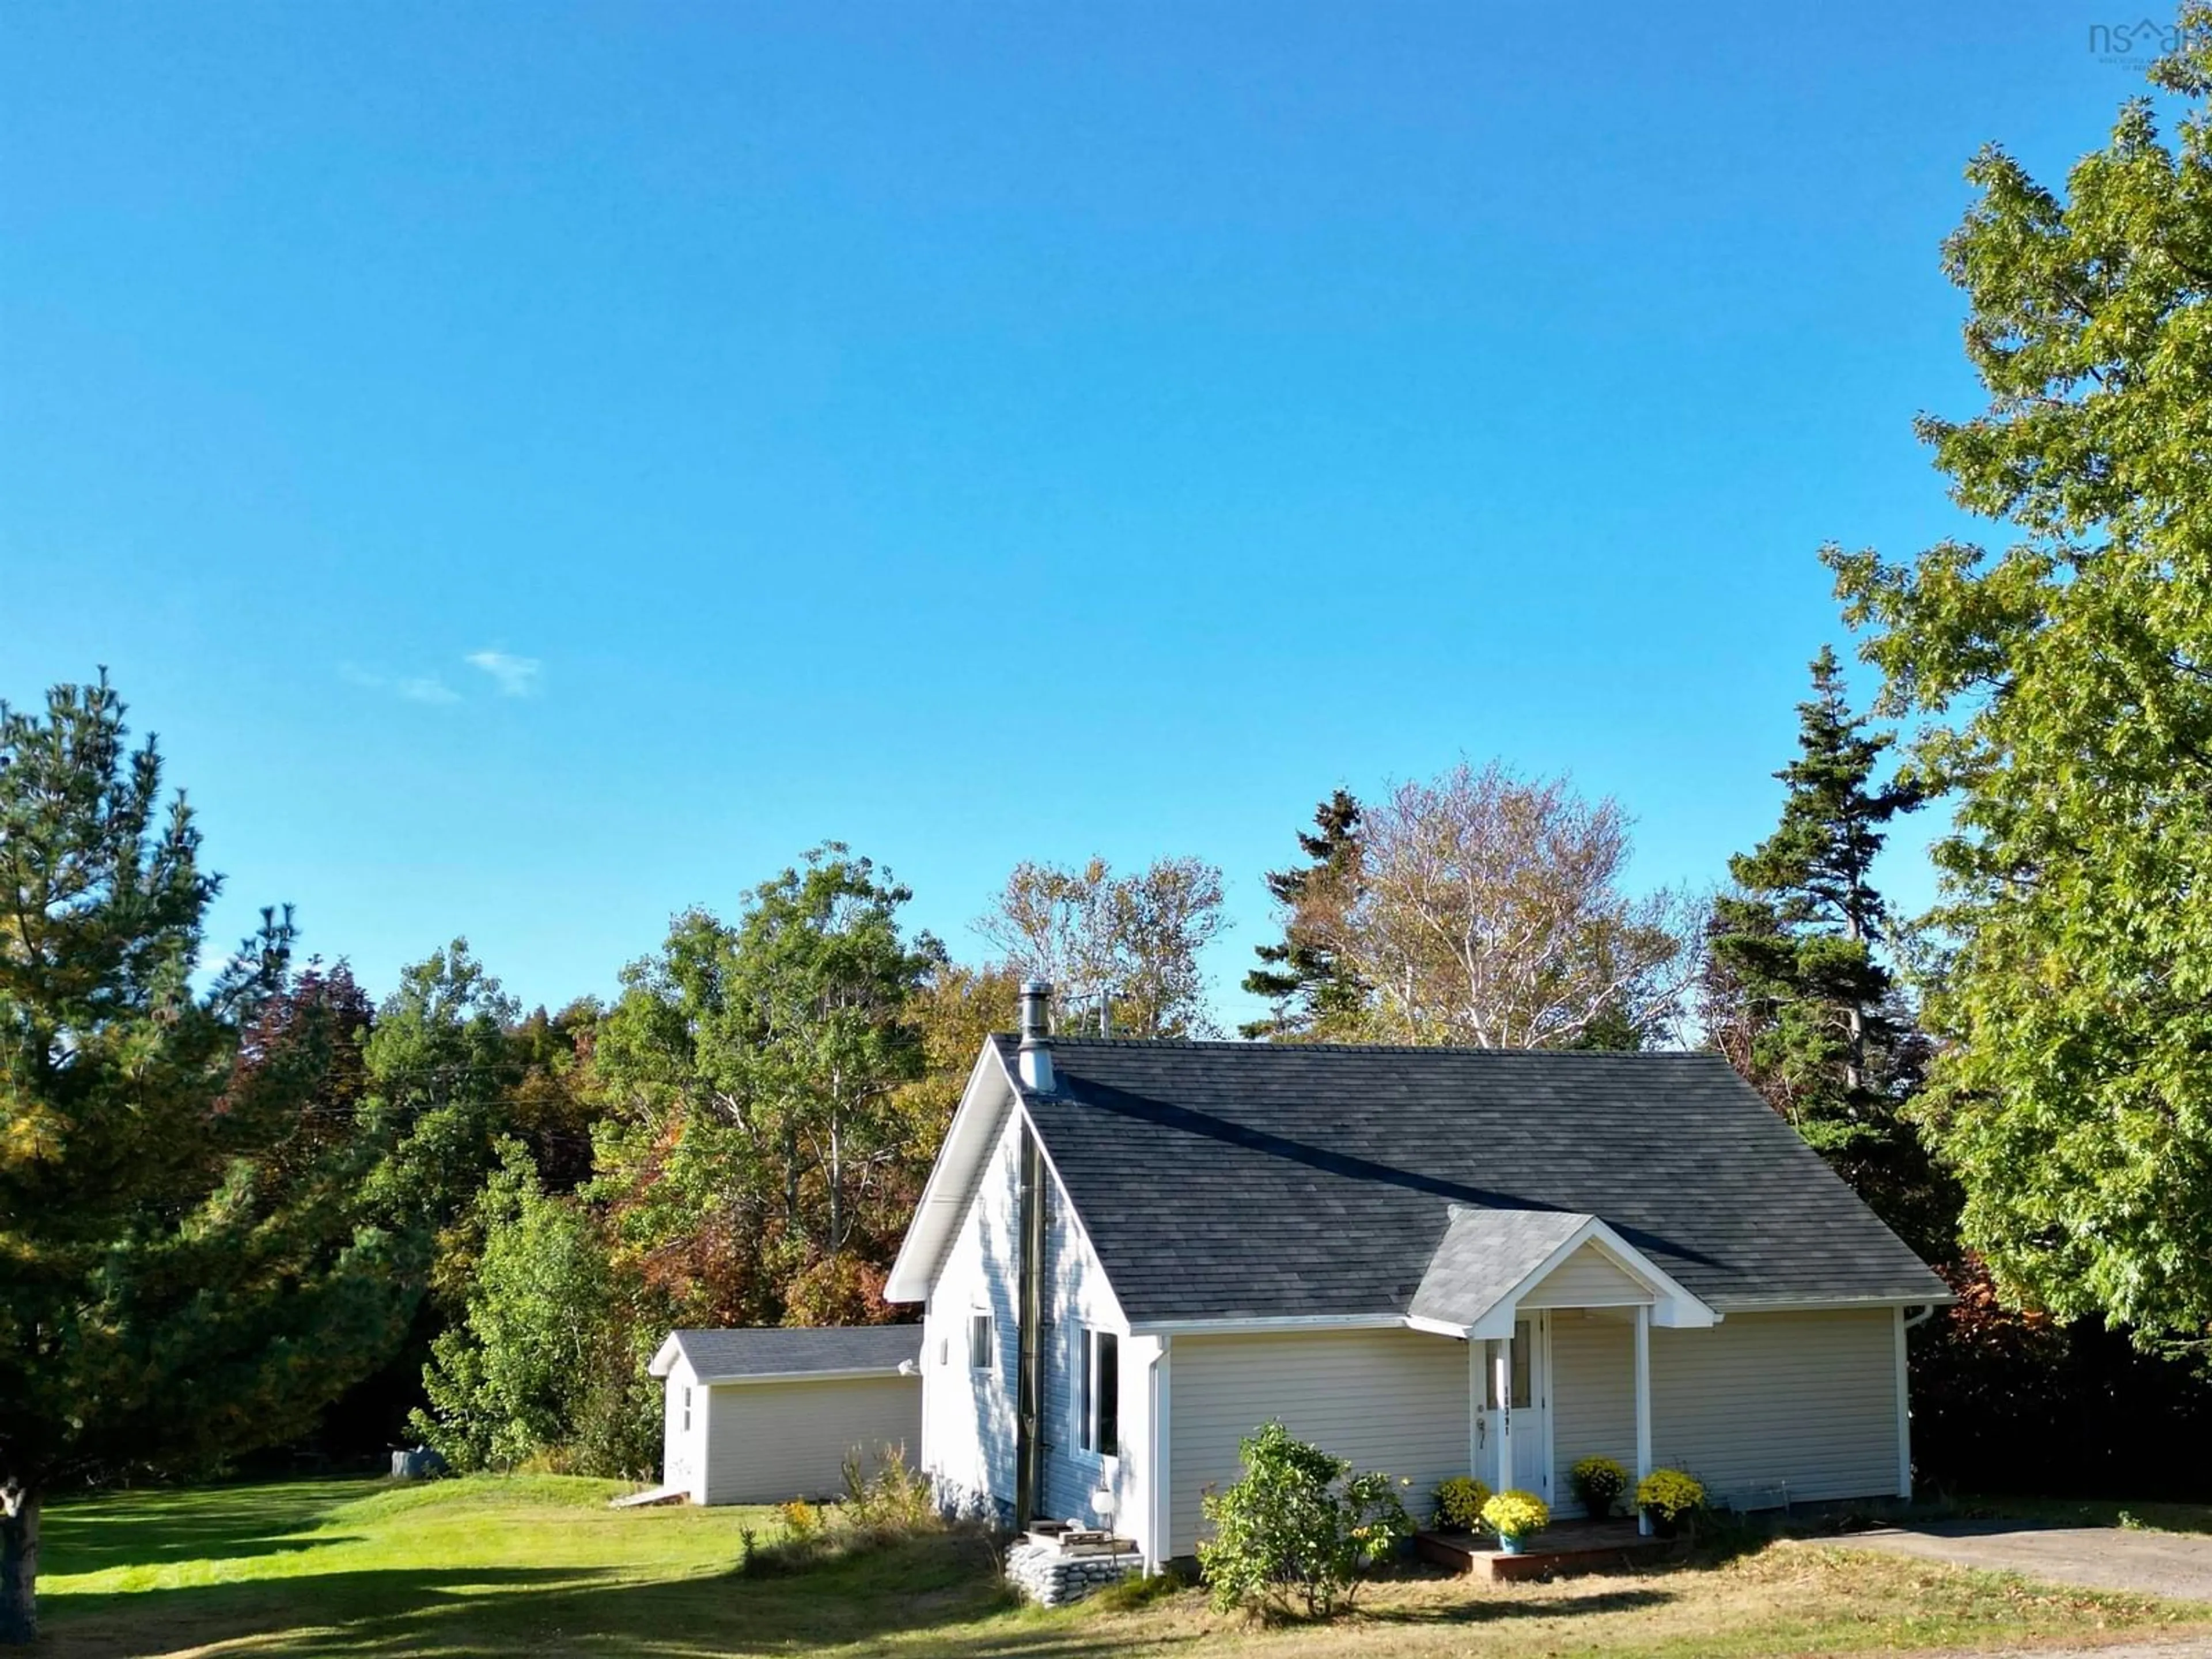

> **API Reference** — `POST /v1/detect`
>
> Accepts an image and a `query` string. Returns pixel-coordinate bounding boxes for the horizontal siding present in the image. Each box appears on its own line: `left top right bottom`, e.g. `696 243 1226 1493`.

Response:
1168 1328 1467 1556
1521 1243 1653 1309
921 1099 1021 1514
1650 1310 1899 1506
1039 1171 1140 1532
1550 1311 1635 1514
702 1375 922 1504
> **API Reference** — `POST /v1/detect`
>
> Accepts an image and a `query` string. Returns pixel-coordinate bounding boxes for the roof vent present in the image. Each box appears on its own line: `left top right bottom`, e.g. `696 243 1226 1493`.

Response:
1017 979 1055 1093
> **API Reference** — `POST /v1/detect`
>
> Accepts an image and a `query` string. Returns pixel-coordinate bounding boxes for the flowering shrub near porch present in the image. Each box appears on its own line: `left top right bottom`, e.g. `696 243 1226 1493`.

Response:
1636 1468 1706 1532
1198 1421 1414 1620
1478 1488 1550 1545
1430 1475 1492 1532
1570 1455 1630 1518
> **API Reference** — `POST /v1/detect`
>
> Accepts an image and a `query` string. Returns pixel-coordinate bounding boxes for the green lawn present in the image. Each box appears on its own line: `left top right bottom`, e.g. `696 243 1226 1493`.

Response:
31 1475 2212 1659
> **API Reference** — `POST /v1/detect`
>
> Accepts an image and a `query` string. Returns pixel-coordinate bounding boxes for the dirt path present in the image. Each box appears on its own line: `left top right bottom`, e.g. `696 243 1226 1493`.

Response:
1832 1520 2212 1604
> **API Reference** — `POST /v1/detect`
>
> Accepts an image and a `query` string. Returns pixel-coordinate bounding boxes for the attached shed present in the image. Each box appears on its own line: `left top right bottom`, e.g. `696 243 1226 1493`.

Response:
649 1327 923 1505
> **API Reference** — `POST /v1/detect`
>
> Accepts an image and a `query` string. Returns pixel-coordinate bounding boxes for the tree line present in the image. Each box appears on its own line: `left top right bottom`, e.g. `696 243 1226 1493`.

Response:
10 9 2212 1641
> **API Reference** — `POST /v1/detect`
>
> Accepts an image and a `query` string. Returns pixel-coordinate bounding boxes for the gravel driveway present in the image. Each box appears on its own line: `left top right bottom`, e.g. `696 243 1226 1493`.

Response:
1832 1519 2212 1603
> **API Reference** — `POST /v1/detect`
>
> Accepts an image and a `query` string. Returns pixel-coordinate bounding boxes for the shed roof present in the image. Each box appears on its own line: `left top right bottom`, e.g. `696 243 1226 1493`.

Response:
651 1325 922 1384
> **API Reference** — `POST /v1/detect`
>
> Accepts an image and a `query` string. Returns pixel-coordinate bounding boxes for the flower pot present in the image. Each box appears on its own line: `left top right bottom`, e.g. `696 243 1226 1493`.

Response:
1498 1533 1529 1555
1642 1509 1681 1539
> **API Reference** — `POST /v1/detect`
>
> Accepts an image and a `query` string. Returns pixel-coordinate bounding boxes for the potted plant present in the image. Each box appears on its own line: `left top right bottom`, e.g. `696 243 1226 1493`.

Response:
1635 1468 1706 1538
1570 1456 1628 1520
1430 1475 1491 1535
1478 1489 1550 1555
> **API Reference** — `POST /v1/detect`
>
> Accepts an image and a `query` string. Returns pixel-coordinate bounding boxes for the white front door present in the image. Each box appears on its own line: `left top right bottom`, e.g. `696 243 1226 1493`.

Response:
1473 1313 1551 1502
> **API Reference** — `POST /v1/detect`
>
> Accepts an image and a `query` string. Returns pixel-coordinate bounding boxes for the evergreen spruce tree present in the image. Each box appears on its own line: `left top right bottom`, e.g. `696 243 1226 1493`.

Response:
1241 790 1366 1040
1706 650 1952 1255
0 677 407 1643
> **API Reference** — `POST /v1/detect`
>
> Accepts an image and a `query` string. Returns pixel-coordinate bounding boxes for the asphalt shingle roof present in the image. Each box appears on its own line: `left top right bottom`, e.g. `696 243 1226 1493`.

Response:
1410 1206 1593 1329
993 1037 1948 1325
668 1326 922 1382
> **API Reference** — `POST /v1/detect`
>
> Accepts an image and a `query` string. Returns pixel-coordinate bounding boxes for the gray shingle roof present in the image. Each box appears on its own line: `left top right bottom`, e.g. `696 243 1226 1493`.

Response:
666 1326 922 1382
1410 1206 1593 1329
994 1037 1948 1325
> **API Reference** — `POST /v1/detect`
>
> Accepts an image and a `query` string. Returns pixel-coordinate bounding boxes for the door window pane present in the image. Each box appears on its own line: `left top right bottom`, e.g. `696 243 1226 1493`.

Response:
1512 1319 1532 1409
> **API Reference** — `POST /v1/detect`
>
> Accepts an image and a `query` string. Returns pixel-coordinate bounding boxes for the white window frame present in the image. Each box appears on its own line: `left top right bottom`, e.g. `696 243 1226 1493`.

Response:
680 1385 692 1433
1077 1327 1120 1461
968 1309 994 1374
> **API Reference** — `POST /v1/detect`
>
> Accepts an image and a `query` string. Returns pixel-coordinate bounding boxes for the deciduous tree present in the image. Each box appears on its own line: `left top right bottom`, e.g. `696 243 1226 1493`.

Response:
977 855 1226 1037
1826 9 2212 1339
1295 762 1696 1049
0 678 406 1643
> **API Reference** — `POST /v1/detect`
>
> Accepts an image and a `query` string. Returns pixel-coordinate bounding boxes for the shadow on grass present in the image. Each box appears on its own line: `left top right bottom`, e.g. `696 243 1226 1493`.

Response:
41 1479 374 1576
1359 1584 1676 1627
43 1532 1196 1659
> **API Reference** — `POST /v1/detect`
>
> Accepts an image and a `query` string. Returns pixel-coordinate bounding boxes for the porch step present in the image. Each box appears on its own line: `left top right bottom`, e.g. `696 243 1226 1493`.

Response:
1415 1524 1678 1582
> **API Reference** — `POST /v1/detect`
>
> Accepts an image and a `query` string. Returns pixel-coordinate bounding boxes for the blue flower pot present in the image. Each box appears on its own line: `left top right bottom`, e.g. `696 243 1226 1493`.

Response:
1498 1533 1527 1555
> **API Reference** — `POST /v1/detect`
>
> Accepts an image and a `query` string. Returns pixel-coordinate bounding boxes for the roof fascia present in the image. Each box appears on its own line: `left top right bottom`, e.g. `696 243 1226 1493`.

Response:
884 1041 1013 1302
1459 1216 1720 1338
695 1365 919 1387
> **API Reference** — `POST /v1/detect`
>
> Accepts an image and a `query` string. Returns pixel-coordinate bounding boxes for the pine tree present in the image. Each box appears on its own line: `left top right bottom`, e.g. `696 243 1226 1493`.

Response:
1241 790 1366 1040
0 677 408 1643
1706 650 1951 1255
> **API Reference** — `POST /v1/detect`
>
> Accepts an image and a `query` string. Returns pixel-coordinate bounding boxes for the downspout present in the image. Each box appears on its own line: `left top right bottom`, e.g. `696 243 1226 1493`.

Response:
1146 1338 1172 1573
1902 1304 1937 1330
1016 1121 1046 1528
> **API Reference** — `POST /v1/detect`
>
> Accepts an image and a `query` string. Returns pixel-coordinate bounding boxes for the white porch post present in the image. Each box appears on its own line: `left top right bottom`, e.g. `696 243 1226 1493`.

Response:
1633 1302 1653 1536
1496 1332 1514 1492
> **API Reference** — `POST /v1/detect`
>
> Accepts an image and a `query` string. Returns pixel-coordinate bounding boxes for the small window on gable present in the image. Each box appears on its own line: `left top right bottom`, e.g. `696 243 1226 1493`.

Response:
968 1310 993 1374
1078 1328 1120 1457
681 1386 692 1433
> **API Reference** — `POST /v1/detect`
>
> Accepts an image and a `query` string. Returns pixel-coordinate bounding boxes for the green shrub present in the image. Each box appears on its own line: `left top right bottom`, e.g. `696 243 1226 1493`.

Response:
1570 1455 1630 1518
1635 1468 1706 1532
1197 1421 1415 1620
1479 1488 1550 1544
840 1442 938 1535
1431 1475 1492 1532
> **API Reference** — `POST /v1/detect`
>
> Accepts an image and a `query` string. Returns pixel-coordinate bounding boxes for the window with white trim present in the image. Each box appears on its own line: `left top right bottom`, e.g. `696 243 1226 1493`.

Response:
1078 1328 1120 1457
680 1386 692 1433
968 1310 994 1374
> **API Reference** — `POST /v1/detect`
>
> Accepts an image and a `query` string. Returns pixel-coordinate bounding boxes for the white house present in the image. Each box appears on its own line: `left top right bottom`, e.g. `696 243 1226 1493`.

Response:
648 1326 922 1505
882 983 1952 1569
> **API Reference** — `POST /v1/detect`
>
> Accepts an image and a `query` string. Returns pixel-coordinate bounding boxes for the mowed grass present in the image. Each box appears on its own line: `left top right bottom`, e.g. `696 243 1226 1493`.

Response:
33 1475 2212 1659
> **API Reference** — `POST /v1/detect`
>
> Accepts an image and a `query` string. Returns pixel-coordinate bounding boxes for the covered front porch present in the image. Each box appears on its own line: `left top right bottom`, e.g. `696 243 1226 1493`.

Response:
1406 1207 1720 1534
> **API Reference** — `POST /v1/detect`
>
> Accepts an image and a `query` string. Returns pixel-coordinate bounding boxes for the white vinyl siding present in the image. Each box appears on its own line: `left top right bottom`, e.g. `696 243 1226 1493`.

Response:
920 1097 1022 1516
917 1094 1154 1556
660 1354 707 1502
1036 1127 1144 1537
699 1375 922 1505
1649 1309 1901 1506
1550 1308 1903 1512
1167 1327 1466 1557
1548 1310 1637 1514
1520 1242 1655 1309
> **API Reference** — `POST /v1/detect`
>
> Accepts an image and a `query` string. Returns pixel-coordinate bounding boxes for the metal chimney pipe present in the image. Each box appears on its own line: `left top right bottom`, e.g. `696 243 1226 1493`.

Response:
1017 979 1055 1093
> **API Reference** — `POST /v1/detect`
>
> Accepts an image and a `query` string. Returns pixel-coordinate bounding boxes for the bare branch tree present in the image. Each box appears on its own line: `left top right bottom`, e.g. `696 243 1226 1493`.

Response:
1304 762 1700 1049
976 855 1228 1039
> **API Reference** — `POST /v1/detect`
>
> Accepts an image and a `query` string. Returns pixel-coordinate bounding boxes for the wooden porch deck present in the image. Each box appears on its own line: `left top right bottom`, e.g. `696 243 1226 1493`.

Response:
1415 1520 1678 1582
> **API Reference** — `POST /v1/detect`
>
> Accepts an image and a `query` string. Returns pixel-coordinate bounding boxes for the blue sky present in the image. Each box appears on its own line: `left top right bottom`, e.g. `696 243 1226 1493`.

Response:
0 2 2156 1025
